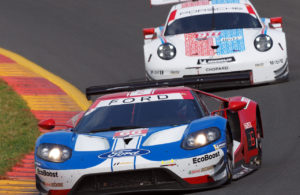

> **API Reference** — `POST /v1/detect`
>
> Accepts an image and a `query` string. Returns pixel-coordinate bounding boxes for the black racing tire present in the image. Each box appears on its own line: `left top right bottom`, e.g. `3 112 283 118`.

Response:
225 129 233 184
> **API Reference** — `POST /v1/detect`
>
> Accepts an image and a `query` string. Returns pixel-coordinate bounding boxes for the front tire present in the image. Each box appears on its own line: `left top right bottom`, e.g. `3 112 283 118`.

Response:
225 129 233 183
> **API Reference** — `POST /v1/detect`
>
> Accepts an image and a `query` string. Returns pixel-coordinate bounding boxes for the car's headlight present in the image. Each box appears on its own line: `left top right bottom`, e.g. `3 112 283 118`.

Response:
157 43 176 60
182 127 221 150
37 143 72 163
254 34 273 52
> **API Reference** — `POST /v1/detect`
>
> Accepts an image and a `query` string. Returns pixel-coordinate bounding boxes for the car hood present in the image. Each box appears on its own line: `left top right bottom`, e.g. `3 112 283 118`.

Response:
165 28 263 57
35 116 227 170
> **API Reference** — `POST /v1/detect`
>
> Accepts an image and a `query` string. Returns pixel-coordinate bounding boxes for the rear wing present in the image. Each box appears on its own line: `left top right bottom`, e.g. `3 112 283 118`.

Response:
85 71 252 100
150 0 192 6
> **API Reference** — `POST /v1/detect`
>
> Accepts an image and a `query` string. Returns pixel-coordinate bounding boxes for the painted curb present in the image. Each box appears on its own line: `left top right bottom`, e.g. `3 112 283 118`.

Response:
0 48 92 194
0 48 91 111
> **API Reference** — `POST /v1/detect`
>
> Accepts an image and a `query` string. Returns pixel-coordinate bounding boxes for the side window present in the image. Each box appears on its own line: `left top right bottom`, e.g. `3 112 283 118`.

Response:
192 91 209 116
196 92 224 115
226 111 241 142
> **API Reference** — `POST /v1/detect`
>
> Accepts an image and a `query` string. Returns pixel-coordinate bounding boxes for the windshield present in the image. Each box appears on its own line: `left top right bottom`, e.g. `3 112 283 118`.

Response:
75 99 203 133
165 13 262 36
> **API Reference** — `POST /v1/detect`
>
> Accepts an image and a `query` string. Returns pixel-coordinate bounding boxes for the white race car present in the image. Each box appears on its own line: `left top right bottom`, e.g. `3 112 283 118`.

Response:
143 0 288 88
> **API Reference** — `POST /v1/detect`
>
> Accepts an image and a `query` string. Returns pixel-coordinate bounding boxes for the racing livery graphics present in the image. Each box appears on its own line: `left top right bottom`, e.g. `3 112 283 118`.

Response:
35 78 263 194
143 0 289 88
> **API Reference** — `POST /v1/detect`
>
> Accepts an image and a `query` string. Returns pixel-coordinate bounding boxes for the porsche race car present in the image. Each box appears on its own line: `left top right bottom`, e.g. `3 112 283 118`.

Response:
35 77 263 194
143 0 288 88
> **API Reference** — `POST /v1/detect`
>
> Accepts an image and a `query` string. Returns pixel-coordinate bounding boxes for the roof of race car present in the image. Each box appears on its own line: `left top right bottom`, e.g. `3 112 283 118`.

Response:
173 0 251 9
168 0 255 23
90 86 194 108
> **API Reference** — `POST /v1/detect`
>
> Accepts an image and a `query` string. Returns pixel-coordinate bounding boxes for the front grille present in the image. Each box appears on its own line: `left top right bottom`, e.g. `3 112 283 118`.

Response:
71 168 182 194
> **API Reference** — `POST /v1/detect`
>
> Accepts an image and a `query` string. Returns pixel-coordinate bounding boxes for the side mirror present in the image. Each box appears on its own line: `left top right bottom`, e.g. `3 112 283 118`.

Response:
143 28 157 39
228 101 247 112
38 119 55 130
270 17 282 29
38 119 74 130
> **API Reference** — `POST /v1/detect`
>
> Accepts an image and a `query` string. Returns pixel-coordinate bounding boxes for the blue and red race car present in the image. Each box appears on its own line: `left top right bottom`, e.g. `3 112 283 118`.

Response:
35 78 263 194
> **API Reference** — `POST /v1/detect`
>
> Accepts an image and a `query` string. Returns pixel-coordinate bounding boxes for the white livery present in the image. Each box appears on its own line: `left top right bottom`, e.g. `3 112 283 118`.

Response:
143 0 288 88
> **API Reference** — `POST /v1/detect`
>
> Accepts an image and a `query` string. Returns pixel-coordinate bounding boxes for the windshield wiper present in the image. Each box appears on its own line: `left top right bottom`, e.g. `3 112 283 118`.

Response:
89 125 145 133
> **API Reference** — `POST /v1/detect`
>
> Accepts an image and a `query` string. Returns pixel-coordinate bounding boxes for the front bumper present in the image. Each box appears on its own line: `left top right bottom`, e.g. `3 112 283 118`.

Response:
69 165 227 195
35 150 228 194
146 57 289 88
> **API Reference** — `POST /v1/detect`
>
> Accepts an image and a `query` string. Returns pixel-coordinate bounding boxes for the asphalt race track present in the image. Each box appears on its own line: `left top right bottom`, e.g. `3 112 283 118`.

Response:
0 0 299 194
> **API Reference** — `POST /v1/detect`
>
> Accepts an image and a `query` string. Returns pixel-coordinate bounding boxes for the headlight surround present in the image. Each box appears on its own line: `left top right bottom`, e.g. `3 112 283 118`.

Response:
37 143 72 163
182 127 221 150
157 43 176 60
254 34 273 52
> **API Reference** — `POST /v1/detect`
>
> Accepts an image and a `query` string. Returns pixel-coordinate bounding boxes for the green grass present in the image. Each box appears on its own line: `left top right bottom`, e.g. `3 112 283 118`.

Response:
0 79 40 176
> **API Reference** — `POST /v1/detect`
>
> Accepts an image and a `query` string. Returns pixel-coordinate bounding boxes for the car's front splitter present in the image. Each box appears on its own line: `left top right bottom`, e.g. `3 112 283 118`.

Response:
35 149 228 194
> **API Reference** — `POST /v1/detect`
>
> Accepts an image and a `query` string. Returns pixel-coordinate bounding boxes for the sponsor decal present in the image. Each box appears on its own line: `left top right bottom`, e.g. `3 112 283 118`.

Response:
215 29 245 55
201 165 214 172
179 6 244 18
255 63 264 67
42 181 63 187
221 36 242 42
205 66 229 72
241 97 250 109
185 33 215 56
114 129 148 138
198 57 235 65
270 59 284 65
161 159 176 166
170 70 180 75
188 165 214 174
193 151 220 164
213 142 226 150
195 31 221 41
99 149 150 159
188 169 201 175
113 162 133 166
97 93 183 107
37 168 58 178
243 122 252 129
150 70 164 75
129 89 155 96
212 0 241 4
182 1 210 9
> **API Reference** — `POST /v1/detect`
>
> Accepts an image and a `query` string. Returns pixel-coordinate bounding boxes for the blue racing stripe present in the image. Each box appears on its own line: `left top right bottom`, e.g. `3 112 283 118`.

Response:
264 27 268 35
134 136 142 170
212 0 240 4
110 139 118 172
159 26 164 34
159 36 164 44
215 29 245 55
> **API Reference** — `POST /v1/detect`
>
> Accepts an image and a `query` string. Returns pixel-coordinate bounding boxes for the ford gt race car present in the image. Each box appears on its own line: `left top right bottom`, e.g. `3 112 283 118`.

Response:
35 78 263 194
143 0 288 88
